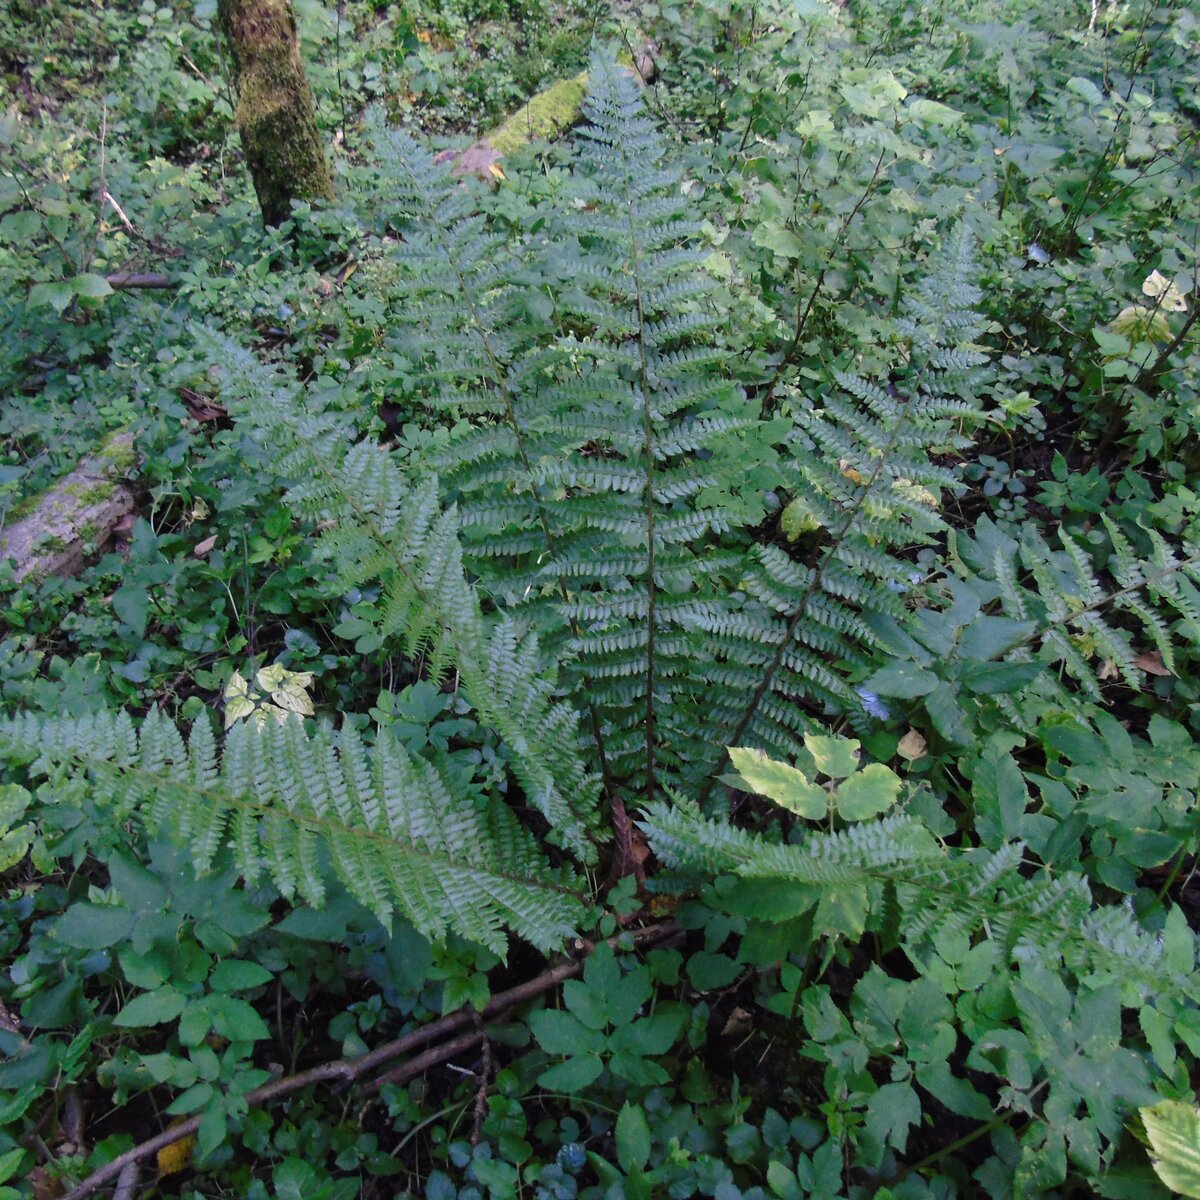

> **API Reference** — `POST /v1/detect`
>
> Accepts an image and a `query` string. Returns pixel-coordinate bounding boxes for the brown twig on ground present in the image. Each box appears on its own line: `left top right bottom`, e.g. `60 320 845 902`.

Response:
110 1161 141 1200
60 921 680 1200
470 1012 493 1146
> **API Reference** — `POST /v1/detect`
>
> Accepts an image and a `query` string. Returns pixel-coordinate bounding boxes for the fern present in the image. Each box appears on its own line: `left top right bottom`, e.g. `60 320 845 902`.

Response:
372 53 987 806
192 330 599 864
0 59 1003 952
0 710 585 955
953 514 1200 706
639 797 1169 983
689 228 991 790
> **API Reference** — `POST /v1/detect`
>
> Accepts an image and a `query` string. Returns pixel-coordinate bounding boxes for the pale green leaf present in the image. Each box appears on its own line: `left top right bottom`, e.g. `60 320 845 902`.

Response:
728 747 826 817
1142 1101 1200 1198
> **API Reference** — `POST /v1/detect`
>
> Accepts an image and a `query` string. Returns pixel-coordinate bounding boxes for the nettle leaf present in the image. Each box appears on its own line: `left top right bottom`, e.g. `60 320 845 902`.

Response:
834 764 901 821
866 662 939 698
728 747 826 817
1141 1101 1200 1199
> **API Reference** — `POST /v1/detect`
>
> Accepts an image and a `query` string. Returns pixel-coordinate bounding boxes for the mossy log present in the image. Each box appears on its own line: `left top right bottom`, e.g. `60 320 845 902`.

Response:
218 0 335 227
439 46 657 180
0 432 138 583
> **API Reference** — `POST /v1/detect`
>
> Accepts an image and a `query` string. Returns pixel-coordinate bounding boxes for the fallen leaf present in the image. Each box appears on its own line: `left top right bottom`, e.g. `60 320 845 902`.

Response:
157 1130 197 1178
179 387 229 425
1134 650 1172 677
896 729 928 761
193 535 217 557
720 1007 753 1039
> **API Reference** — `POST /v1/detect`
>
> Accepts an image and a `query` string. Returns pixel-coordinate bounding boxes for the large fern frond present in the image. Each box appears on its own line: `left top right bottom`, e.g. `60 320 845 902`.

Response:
192 330 600 861
693 228 990 789
0 710 586 955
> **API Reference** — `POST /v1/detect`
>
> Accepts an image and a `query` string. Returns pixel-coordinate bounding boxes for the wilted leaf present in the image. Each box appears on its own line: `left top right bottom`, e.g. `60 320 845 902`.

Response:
1134 650 1172 677
1142 269 1189 312
896 730 928 761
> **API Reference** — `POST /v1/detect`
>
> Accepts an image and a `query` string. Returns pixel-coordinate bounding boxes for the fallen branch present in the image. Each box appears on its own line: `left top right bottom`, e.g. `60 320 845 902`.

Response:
60 921 679 1200
106 272 176 290
438 44 658 181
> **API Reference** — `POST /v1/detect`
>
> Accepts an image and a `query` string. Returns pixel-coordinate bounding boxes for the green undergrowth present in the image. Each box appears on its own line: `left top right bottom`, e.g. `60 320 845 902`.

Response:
0 1 1199 1199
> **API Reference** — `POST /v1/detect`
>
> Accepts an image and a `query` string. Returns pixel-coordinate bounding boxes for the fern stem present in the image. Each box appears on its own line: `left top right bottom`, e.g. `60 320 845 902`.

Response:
700 408 911 805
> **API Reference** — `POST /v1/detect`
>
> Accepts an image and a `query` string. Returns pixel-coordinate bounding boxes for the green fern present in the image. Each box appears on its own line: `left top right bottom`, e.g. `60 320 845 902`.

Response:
640 790 1168 983
192 330 599 864
953 514 1200 706
688 227 991 790
0 710 585 956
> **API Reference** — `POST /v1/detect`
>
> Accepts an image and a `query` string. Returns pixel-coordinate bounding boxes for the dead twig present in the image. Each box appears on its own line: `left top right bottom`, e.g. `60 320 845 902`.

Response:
470 1012 492 1146
59 921 680 1200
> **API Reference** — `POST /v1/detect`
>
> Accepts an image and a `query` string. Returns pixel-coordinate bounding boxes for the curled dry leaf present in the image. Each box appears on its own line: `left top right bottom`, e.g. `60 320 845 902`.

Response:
896 729 928 761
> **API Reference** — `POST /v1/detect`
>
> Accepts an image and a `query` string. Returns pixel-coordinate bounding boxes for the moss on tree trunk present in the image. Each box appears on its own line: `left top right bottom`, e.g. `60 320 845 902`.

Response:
218 0 334 227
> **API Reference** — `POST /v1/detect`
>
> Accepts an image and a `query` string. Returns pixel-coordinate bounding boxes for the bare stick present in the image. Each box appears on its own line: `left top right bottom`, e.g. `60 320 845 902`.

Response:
60 921 679 1200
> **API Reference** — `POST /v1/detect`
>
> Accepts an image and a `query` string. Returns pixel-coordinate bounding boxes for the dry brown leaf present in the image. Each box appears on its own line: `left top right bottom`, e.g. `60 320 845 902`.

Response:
896 729 928 761
720 1007 753 1039
1133 650 1172 677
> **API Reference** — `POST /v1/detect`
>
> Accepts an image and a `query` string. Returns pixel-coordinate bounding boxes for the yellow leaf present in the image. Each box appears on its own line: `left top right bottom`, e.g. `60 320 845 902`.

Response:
487 162 506 180
1142 269 1189 312
157 1131 196 1178
896 729 928 761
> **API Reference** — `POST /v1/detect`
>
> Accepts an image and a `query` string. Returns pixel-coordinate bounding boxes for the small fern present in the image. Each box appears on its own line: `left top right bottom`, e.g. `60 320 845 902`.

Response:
640 782 1169 984
951 513 1200 706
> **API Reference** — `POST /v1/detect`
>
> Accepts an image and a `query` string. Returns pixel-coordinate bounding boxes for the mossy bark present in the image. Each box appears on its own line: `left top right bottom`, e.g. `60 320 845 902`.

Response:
217 0 334 227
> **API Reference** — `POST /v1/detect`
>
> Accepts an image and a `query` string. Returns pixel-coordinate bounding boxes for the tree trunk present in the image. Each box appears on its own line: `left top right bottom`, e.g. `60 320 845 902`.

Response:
217 0 335 227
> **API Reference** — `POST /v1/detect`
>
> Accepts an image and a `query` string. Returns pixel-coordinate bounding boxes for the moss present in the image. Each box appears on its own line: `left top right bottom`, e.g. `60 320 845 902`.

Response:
63 480 115 505
487 70 590 157
218 0 334 227
95 429 137 474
